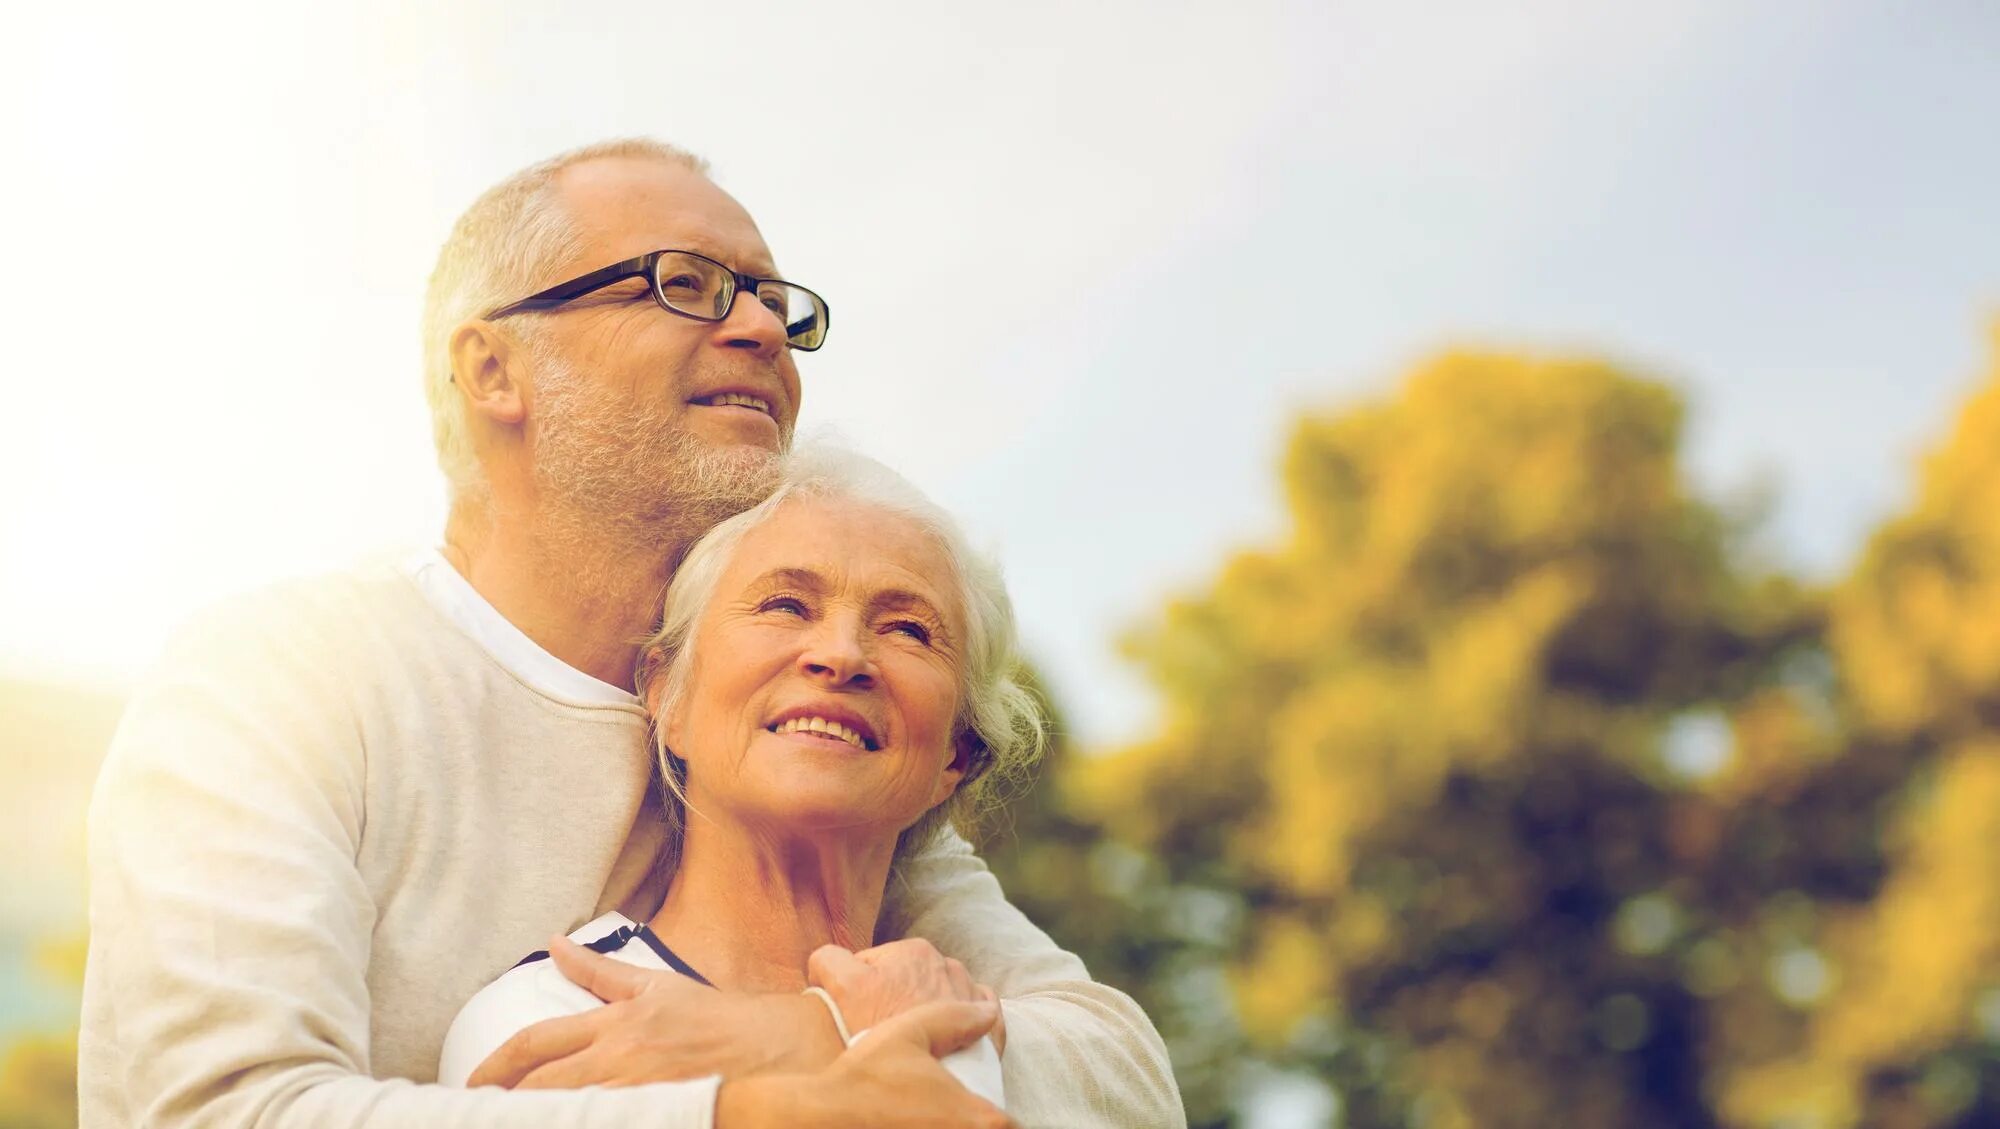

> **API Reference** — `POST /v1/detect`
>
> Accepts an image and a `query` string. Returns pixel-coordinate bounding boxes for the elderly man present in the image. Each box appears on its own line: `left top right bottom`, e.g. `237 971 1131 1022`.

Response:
80 139 1181 1128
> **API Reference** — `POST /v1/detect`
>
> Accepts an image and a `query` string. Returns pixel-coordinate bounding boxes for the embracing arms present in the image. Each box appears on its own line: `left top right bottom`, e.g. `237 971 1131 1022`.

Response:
475 830 1185 1128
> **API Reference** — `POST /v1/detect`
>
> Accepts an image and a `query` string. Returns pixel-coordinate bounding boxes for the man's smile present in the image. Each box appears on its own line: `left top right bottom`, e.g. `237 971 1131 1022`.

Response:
691 391 773 417
687 388 786 443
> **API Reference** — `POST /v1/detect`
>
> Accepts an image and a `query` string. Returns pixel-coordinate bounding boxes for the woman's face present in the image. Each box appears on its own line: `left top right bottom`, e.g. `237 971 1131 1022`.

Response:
660 496 969 842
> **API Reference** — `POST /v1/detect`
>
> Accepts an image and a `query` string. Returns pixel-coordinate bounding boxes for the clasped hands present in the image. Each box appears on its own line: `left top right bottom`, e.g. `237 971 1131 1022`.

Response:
467 936 1013 1129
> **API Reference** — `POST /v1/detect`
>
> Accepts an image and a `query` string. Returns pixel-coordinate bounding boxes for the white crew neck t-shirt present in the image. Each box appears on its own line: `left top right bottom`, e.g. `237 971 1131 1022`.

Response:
402 549 637 708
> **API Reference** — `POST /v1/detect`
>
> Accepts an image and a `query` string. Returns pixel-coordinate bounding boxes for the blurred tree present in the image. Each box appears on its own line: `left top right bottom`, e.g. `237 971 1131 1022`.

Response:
0 936 84 1129
0 1031 77 1129
1723 322 2000 1129
1035 350 1825 1127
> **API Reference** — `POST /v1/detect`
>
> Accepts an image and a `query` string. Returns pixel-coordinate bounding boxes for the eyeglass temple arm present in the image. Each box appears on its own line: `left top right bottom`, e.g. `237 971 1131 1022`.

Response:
483 254 658 319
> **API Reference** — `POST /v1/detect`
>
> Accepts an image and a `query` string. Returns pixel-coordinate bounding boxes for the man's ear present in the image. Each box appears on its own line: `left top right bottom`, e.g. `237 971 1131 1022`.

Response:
448 321 527 426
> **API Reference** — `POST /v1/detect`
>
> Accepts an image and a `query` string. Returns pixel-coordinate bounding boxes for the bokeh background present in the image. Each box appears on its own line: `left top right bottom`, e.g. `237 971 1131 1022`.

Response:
4 2 1998 1126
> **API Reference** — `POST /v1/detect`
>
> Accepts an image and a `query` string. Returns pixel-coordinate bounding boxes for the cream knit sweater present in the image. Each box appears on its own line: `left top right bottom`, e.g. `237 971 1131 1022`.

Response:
80 559 1181 1128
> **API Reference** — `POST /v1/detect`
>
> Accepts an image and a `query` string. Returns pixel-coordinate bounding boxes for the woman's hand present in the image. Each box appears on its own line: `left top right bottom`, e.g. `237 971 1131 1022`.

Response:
808 939 1006 1055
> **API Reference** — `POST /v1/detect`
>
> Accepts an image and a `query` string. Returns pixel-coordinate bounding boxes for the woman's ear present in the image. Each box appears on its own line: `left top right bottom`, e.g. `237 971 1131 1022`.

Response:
931 728 981 806
639 648 688 752
636 646 669 708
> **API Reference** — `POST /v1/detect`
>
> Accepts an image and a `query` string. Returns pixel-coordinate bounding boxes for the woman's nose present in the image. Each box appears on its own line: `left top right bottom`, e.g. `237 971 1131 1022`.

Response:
798 620 874 688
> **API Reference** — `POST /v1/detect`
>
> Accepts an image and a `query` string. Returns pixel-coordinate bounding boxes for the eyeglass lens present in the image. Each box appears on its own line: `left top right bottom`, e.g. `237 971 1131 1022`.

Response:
652 251 825 350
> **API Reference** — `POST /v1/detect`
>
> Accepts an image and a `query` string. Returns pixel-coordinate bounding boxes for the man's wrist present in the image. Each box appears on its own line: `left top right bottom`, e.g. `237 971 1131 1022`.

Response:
767 992 845 1073
716 1075 802 1129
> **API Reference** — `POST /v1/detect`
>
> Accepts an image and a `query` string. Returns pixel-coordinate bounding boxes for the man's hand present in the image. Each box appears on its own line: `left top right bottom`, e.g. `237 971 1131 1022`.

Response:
717 999 1015 1129
466 935 845 1089
809 937 1005 1053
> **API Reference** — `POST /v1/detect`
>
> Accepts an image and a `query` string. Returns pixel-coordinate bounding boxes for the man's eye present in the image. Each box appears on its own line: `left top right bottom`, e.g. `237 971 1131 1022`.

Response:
661 274 707 294
887 620 932 645
758 292 787 317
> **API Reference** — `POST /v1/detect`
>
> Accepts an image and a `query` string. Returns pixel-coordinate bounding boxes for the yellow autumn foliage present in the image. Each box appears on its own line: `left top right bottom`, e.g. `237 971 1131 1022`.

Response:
1722 322 2000 1129
1721 742 2000 1129
0 1030 77 1129
1831 321 2000 738
1076 348 1808 1103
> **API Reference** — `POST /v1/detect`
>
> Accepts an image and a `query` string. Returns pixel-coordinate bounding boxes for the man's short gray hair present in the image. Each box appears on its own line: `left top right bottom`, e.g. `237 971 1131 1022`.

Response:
637 444 1047 873
421 138 710 496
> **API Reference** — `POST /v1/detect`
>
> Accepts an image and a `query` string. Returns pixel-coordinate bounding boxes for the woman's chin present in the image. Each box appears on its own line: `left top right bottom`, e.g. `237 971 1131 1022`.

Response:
733 785 917 844
705 732 937 844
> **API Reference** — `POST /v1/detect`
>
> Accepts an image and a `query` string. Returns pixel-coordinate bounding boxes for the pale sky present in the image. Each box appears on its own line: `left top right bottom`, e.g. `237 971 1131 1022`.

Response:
4 0 1996 746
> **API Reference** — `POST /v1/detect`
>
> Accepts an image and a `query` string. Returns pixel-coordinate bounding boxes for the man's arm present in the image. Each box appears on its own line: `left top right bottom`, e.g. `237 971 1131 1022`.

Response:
81 603 721 1129
468 947 1015 1128
467 827 1185 1127
895 829 1185 1129
455 834 1180 1127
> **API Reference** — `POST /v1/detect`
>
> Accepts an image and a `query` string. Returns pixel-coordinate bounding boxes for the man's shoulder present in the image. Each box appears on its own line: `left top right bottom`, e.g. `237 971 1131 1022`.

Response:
105 560 455 753
88 564 439 848
174 558 423 642
149 558 449 680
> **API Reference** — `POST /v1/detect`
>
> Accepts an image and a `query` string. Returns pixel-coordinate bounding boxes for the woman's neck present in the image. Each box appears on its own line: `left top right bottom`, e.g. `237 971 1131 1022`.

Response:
647 818 895 993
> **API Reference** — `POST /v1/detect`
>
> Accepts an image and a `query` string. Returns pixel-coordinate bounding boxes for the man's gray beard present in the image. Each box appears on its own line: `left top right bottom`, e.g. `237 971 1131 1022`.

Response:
529 350 781 554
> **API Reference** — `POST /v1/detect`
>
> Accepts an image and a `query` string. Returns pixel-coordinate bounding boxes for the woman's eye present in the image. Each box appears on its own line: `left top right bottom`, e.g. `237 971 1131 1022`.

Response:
760 596 807 617
887 620 932 645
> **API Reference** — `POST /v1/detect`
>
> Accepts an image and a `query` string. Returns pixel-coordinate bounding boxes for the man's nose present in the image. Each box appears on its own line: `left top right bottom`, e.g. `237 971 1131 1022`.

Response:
798 620 874 688
711 291 787 359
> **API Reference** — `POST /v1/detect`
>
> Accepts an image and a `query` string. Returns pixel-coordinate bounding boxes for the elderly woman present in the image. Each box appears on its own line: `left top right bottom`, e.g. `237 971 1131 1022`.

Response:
436 447 1044 1117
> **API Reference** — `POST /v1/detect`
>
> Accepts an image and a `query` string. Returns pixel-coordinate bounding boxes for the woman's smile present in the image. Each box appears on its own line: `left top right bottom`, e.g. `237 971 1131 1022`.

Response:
764 703 882 751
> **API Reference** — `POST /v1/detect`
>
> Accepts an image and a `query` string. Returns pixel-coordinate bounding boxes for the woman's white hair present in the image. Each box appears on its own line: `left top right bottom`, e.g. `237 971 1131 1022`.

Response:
636 444 1047 873
420 138 709 498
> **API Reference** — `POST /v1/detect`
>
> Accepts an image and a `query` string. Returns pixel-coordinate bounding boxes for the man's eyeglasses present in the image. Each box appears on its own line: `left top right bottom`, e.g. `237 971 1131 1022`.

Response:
481 249 830 352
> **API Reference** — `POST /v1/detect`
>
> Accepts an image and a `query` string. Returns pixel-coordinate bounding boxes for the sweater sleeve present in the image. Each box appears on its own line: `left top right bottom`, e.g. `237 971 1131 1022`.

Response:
80 604 718 1129
895 830 1185 1129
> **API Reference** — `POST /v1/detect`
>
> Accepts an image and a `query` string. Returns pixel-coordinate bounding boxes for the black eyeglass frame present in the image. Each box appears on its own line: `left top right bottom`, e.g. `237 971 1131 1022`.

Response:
480 249 830 352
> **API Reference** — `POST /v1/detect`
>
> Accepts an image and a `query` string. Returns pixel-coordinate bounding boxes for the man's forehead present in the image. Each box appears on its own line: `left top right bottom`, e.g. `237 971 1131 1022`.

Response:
554 155 778 276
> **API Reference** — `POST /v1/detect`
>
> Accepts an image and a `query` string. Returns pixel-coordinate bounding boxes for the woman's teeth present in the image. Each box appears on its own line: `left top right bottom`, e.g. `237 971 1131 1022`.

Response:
770 716 870 750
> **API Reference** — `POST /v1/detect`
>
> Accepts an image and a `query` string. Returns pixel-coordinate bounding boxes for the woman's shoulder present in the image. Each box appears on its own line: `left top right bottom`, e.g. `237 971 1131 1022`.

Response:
435 912 644 1086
